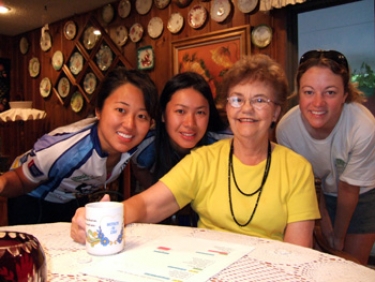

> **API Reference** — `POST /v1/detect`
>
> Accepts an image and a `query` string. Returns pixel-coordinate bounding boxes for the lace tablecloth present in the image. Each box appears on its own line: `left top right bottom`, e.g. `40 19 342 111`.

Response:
1 223 374 282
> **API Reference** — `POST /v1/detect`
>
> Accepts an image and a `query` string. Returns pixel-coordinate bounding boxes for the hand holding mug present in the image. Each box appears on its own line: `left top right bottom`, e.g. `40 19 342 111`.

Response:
85 199 124 255
71 194 111 244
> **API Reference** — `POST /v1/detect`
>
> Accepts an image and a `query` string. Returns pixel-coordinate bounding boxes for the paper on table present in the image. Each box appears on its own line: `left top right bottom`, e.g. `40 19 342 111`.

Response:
81 235 255 282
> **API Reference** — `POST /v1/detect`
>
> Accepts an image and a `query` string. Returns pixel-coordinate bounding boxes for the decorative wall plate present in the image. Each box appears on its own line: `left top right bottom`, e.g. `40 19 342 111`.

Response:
96 45 113 71
237 0 258 13
148 17 164 39
64 21 77 40
52 50 64 71
167 12 184 34
137 45 154 70
39 77 52 98
83 72 97 95
83 26 101 50
251 24 272 48
129 23 144 43
40 31 52 52
173 0 192 8
19 37 29 54
210 0 231 22
115 25 128 46
154 0 170 9
71 91 84 113
188 5 207 29
29 57 40 78
69 51 84 75
118 0 131 18
57 77 70 98
135 0 152 15
102 4 115 24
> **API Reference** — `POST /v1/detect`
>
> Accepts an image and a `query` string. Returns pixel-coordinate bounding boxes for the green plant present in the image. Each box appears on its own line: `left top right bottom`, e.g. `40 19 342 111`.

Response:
351 62 375 88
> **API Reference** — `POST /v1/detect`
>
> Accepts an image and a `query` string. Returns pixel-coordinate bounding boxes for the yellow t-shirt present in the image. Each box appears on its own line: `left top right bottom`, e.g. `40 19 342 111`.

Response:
160 139 320 241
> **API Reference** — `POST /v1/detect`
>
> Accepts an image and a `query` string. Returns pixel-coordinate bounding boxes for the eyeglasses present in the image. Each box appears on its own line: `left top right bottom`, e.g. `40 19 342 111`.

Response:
227 96 277 110
299 50 349 72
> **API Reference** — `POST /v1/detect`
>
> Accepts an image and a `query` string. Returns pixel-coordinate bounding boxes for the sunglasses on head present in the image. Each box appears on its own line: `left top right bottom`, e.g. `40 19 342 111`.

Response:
299 50 349 72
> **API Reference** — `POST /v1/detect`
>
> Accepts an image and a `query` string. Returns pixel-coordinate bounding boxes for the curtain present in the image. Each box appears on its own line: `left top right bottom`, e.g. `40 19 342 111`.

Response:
260 0 306 11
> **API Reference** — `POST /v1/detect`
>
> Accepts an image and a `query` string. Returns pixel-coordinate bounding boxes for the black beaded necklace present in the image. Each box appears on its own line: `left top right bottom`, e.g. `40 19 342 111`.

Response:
228 139 272 227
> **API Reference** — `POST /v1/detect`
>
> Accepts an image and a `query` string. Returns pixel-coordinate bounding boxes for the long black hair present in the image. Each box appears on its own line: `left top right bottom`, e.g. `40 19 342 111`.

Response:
152 72 227 182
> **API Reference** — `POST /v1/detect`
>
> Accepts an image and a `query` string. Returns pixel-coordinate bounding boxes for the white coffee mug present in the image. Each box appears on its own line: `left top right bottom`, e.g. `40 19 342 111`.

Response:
85 201 124 255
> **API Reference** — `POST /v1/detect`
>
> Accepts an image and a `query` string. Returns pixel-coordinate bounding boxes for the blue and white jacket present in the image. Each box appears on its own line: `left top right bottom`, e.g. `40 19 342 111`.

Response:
12 118 135 203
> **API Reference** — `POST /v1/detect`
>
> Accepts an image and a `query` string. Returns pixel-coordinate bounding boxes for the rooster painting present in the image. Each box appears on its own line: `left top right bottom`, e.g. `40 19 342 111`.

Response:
178 40 240 101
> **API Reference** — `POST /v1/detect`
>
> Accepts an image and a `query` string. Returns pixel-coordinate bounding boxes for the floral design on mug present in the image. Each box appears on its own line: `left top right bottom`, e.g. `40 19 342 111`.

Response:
86 226 123 247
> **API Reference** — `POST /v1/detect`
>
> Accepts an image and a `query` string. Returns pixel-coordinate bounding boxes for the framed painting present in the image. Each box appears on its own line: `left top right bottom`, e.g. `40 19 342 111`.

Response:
171 25 251 102
137 45 154 71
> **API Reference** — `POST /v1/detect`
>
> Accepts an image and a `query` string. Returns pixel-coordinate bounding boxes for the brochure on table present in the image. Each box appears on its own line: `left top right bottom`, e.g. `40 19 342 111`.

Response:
81 235 255 282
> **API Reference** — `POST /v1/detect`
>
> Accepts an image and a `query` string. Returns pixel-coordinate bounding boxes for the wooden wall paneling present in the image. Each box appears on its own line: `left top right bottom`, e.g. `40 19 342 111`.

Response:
234 1 254 27
0 35 12 58
0 196 7 226
1 2 290 158
0 122 14 158
270 9 288 74
0 0 289 225
150 4 178 89
0 0 290 167
0 118 46 227
0 119 46 161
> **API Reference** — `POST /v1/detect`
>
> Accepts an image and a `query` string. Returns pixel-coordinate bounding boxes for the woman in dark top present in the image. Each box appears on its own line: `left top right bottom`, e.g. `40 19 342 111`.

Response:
131 72 231 225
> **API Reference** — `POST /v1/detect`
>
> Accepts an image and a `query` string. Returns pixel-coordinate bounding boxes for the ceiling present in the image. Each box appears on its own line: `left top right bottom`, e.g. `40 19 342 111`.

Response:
0 0 115 36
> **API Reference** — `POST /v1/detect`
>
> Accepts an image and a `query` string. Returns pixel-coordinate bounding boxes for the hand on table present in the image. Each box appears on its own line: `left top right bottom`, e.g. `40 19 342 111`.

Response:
70 194 111 244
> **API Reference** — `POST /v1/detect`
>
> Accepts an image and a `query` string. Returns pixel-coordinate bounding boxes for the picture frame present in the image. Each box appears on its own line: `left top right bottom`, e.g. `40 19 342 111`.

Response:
137 45 154 70
171 25 251 101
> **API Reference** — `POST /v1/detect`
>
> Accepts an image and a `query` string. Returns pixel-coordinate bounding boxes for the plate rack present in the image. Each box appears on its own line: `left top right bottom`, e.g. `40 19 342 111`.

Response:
52 15 133 111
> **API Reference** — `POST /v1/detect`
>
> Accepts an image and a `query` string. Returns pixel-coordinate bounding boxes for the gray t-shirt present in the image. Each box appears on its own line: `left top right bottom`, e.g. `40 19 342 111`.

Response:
276 103 375 195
